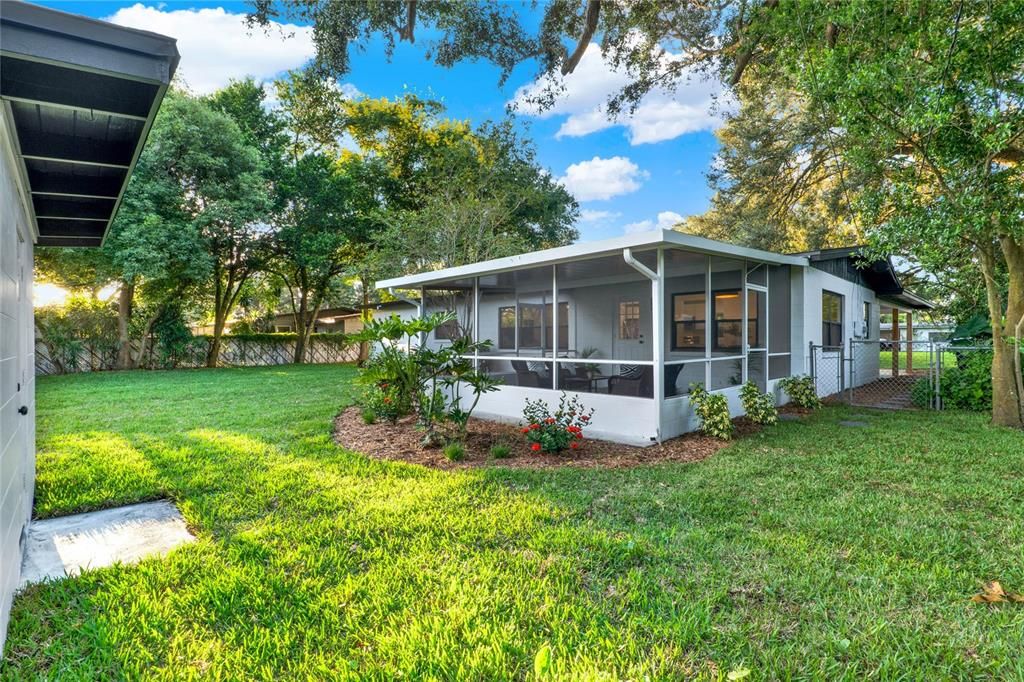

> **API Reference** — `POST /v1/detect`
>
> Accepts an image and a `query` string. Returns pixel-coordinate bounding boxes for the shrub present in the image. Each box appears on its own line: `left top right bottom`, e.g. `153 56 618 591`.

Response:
910 377 933 408
940 350 994 411
740 380 778 425
352 312 502 444
689 383 734 440
443 442 466 462
489 444 511 459
521 393 594 454
361 383 404 423
778 375 822 409
361 408 377 425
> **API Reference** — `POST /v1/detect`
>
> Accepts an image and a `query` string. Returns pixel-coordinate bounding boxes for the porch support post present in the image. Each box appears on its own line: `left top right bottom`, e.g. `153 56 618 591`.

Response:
905 310 913 373
623 247 664 443
473 276 480 369
419 286 426 350
891 307 900 377
551 265 558 389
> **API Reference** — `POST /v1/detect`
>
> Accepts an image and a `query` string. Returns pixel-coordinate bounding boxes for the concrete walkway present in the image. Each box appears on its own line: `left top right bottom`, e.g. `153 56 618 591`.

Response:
20 500 196 587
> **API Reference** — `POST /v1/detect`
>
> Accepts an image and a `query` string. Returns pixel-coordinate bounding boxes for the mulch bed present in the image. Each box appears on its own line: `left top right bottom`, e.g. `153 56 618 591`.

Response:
333 406 795 470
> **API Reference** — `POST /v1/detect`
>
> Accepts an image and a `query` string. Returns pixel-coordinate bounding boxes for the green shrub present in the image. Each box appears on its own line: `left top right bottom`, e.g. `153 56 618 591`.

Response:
360 383 403 423
778 375 822 409
489 444 511 459
911 377 933 408
740 380 778 425
361 408 377 424
689 383 734 440
443 442 466 462
521 393 594 454
940 350 994 411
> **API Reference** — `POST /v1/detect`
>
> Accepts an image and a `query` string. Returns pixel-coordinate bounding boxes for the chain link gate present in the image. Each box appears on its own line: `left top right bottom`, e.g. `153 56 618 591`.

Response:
847 338 936 409
809 342 845 400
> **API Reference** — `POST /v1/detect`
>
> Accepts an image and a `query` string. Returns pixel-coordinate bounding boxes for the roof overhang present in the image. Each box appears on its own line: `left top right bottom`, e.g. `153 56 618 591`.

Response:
1 1 178 247
377 229 809 290
797 245 934 310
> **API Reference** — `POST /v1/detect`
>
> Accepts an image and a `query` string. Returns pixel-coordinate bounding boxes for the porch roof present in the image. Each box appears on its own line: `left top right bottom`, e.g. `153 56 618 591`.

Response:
376 229 809 290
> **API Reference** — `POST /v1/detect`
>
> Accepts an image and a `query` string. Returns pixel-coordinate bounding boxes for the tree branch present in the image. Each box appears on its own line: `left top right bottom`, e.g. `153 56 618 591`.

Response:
561 0 601 76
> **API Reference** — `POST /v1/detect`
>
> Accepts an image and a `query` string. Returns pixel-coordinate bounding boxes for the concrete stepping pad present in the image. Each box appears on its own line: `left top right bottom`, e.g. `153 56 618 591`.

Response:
20 500 195 587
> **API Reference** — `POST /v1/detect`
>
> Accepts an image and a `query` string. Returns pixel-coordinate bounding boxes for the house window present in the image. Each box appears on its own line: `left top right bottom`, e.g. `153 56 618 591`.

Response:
518 304 543 348
498 306 515 349
434 316 459 340
713 291 744 352
618 301 641 339
544 302 569 350
823 291 844 347
672 293 706 350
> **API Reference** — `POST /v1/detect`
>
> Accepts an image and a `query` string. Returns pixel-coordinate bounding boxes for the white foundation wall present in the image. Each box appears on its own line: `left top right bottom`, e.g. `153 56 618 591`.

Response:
471 385 659 446
1 114 36 654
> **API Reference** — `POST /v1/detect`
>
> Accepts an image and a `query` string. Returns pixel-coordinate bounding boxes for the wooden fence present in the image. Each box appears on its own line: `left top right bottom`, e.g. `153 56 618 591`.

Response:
35 335 360 376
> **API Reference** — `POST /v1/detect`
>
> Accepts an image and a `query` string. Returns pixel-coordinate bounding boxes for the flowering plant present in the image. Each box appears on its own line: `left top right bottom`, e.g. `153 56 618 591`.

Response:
361 381 404 423
521 393 595 454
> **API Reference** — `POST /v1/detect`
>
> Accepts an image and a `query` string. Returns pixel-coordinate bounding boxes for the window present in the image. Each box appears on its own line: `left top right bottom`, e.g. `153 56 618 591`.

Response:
713 291 744 351
434 317 459 340
672 293 706 350
518 304 543 348
543 302 569 350
822 291 844 347
498 306 516 349
517 302 568 349
618 301 641 339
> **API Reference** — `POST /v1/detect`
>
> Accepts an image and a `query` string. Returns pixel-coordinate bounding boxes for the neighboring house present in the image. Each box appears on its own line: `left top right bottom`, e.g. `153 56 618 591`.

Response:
0 2 177 652
377 233 931 445
879 320 954 343
269 302 418 334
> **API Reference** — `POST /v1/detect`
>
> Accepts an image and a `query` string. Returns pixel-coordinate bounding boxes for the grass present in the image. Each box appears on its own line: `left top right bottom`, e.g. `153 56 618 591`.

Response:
878 350 957 371
3 364 1024 679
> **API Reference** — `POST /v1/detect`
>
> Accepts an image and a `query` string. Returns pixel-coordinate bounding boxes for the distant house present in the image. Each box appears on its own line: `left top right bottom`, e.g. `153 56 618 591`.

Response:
269 301 419 334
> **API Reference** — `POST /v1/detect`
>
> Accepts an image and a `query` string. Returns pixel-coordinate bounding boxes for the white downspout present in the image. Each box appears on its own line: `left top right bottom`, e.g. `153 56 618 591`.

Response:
623 247 664 444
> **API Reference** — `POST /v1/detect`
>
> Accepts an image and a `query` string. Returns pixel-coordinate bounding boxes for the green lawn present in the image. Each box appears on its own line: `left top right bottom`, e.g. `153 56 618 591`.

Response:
3 365 1024 680
878 350 957 371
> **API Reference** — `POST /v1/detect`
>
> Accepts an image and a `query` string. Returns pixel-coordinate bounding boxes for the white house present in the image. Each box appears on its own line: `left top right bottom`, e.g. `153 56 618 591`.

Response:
0 2 177 652
377 233 930 445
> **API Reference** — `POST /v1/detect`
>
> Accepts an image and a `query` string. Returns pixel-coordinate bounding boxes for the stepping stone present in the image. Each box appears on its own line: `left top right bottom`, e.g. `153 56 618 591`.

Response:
20 500 195 587
778 413 801 421
838 420 869 428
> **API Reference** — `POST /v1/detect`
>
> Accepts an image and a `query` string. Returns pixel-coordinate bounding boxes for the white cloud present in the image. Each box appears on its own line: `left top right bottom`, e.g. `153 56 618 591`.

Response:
578 209 621 223
622 211 685 235
558 156 648 202
513 43 726 145
106 4 316 94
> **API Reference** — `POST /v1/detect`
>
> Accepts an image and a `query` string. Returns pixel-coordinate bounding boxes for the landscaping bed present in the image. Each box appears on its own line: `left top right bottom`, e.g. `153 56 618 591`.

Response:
333 406 765 469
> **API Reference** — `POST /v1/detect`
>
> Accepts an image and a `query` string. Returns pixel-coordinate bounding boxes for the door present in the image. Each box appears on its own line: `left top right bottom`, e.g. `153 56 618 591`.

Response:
612 296 650 362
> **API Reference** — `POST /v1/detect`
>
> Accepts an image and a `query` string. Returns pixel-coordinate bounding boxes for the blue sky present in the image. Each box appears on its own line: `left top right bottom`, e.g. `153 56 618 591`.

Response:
37 1 721 243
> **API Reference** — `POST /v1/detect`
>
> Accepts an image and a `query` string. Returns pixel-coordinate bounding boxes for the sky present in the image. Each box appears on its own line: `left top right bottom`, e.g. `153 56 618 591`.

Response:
34 1 723 244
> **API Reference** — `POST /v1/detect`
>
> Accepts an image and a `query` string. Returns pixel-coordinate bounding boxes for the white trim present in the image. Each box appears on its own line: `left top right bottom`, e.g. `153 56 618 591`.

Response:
377 229 808 290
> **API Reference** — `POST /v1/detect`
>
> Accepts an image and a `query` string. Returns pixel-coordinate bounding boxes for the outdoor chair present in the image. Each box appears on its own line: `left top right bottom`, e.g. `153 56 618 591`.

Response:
511 360 542 387
609 364 652 397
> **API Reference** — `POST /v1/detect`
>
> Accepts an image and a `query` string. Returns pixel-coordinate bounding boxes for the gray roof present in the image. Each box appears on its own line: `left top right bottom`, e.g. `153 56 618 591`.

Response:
1 1 179 247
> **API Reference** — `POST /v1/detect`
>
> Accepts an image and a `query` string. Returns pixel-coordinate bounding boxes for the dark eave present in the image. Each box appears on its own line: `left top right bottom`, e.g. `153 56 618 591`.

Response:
1 1 178 247
795 245 934 310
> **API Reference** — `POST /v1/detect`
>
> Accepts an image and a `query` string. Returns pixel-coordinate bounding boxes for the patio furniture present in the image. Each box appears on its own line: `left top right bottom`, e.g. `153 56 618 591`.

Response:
609 365 653 397
511 360 542 387
558 364 591 392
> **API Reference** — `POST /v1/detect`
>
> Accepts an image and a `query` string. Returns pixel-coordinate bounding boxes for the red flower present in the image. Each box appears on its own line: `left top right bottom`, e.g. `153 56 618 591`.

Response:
530 423 540 430
545 417 556 424
570 441 579 449
383 397 392 404
530 443 542 452
580 415 590 422
575 433 583 439
521 427 530 434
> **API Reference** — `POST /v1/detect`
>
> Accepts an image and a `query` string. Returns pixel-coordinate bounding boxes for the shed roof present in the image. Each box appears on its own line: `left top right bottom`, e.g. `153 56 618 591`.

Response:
1 1 179 246
376 229 809 290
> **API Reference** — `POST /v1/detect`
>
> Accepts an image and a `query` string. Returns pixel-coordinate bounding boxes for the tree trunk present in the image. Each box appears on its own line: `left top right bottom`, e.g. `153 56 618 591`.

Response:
297 297 326 365
116 281 135 369
982 238 1024 428
358 276 371 365
293 289 309 364
207 308 226 368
